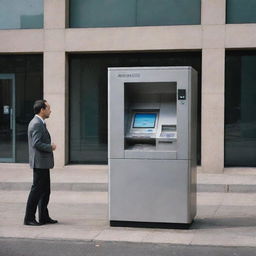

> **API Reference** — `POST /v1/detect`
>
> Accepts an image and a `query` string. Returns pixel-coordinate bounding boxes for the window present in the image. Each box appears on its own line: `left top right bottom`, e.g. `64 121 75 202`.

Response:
225 51 256 166
0 0 43 29
69 52 201 164
0 55 43 163
227 0 256 24
70 0 201 28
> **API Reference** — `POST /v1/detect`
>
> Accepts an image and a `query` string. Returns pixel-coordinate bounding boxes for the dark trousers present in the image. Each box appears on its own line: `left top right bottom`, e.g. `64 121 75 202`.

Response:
24 168 51 222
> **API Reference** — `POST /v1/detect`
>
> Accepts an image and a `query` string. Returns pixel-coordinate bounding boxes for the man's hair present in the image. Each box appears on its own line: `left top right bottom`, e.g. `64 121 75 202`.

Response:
33 100 47 114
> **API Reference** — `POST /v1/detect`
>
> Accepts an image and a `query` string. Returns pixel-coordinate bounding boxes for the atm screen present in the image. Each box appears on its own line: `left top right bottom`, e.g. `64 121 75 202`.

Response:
133 113 157 128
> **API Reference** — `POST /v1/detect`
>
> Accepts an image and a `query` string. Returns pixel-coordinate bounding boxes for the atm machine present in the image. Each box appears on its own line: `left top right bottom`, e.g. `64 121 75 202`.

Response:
108 67 197 227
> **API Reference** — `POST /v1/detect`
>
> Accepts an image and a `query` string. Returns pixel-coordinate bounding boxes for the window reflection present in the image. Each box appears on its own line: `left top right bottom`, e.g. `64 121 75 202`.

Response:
69 0 201 28
0 55 43 163
227 0 256 24
0 0 43 29
225 51 256 166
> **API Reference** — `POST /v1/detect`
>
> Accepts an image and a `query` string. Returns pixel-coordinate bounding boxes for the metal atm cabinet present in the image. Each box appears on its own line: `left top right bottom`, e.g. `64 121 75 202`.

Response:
108 67 197 227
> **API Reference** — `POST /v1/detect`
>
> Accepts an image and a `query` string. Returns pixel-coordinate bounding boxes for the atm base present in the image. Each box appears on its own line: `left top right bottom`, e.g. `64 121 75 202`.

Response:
110 220 193 229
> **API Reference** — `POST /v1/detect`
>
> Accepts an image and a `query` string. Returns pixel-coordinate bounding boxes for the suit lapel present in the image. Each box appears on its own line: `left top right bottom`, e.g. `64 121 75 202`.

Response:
34 116 51 140
44 123 51 141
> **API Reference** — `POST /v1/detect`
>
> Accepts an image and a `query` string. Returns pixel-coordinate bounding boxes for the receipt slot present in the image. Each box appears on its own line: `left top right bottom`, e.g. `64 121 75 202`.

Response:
108 67 197 227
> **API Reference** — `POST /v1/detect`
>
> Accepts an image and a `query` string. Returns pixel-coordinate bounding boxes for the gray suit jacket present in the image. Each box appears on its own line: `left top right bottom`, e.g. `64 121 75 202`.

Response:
28 116 54 169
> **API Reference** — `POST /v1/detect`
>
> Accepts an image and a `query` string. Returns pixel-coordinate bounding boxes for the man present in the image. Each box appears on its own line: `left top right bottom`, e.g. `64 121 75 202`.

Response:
24 100 58 226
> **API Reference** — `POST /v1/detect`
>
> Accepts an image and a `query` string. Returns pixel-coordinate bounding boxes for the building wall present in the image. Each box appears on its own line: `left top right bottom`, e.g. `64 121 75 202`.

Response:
0 0 255 172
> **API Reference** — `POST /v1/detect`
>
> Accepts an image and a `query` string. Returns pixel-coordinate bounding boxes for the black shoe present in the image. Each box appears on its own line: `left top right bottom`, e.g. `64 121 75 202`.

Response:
39 218 58 225
24 220 41 226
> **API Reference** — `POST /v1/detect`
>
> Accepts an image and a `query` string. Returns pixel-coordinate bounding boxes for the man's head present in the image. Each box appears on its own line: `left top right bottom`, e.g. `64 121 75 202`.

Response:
33 100 51 119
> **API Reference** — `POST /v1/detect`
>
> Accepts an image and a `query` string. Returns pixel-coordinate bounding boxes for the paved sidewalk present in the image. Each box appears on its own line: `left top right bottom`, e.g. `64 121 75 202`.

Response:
1 164 256 247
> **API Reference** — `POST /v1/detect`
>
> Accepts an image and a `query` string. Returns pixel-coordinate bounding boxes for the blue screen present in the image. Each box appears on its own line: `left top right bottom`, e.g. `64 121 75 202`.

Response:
133 113 157 128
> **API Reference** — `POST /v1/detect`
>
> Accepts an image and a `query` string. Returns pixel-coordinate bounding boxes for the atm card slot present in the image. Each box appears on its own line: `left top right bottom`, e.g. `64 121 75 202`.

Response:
158 141 173 144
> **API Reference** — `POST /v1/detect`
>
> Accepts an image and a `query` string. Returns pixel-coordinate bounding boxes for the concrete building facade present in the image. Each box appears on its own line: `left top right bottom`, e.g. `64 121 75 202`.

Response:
0 0 256 173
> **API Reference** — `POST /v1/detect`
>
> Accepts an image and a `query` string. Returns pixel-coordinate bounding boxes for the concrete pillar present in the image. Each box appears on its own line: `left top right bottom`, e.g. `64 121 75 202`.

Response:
43 52 68 167
201 0 226 172
201 49 225 173
201 0 226 25
44 0 68 167
44 0 68 29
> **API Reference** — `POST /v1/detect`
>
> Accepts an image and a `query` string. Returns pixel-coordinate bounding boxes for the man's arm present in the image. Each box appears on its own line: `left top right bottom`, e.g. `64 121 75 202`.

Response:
31 123 52 153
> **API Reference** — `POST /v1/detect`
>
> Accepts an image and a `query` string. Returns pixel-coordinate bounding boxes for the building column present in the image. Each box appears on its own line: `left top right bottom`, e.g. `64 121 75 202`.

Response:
201 49 225 173
43 0 68 167
201 0 226 172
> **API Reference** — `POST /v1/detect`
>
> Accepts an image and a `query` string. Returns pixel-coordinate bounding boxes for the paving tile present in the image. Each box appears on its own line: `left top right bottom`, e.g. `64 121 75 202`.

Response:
95 229 151 243
191 227 256 247
142 230 194 244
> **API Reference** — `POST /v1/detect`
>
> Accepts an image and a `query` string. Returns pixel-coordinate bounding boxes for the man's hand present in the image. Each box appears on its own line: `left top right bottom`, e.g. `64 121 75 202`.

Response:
51 143 57 151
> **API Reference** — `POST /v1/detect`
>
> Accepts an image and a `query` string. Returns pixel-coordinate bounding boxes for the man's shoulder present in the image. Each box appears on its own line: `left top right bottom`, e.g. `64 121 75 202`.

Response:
28 116 42 130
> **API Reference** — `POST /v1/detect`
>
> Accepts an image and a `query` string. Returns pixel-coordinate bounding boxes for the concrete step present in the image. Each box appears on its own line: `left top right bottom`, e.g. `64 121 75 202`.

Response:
197 169 256 193
2 181 256 193
0 164 108 191
1 164 256 193
0 182 108 191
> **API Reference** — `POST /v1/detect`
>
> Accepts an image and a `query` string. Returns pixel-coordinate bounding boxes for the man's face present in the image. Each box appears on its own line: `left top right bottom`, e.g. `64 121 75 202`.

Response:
41 102 51 119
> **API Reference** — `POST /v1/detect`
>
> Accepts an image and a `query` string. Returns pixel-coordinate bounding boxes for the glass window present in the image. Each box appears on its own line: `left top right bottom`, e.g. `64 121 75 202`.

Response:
137 0 201 26
0 0 43 29
0 55 43 163
227 0 256 24
225 51 256 166
69 0 201 28
69 52 201 164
